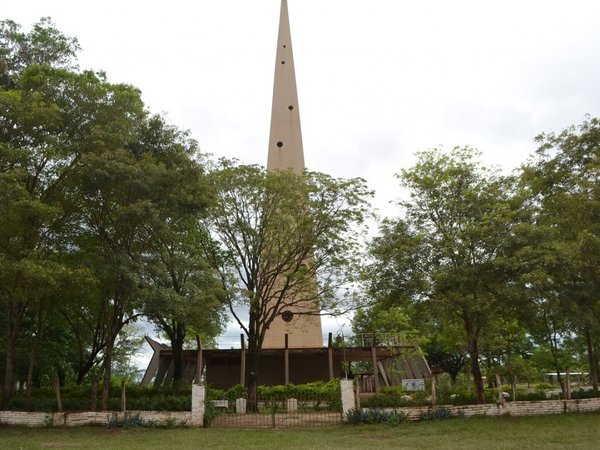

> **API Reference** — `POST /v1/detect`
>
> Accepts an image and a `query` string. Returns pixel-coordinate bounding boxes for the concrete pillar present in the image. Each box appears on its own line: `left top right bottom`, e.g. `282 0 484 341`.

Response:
287 398 298 412
235 398 247 414
340 379 354 421
191 384 205 427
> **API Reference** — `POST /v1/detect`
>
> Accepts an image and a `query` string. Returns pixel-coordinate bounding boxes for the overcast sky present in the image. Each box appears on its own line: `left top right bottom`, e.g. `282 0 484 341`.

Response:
4 0 600 348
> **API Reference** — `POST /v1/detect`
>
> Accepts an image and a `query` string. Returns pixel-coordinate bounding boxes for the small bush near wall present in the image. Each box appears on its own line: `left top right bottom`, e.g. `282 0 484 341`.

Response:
209 381 341 403
362 394 412 408
418 407 463 421
518 391 548 401
8 385 192 412
571 389 600 400
346 408 408 425
107 413 187 429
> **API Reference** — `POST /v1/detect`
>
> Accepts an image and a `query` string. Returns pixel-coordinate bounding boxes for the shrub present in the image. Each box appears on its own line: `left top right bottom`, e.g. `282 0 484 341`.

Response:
8 385 192 412
203 400 218 428
362 394 413 408
258 380 340 401
418 407 461 421
107 413 146 429
345 408 408 425
518 391 547 401
225 384 247 399
570 389 600 400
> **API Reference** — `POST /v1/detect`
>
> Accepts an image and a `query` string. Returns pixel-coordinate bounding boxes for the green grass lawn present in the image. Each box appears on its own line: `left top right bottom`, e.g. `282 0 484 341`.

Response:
2 413 600 450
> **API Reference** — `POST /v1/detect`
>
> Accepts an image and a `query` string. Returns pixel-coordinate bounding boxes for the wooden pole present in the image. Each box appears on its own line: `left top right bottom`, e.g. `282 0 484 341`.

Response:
53 378 63 412
284 334 290 385
328 332 334 380
354 377 361 410
240 334 246 387
431 375 437 407
195 335 203 384
371 334 380 393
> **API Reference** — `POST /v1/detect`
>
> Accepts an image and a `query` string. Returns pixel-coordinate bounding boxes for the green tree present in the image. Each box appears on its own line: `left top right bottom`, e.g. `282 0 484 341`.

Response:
136 117 226 387
519 117 600 391
372 147 521 404
1 18 224 408
204 160 372 409
0 18 139 408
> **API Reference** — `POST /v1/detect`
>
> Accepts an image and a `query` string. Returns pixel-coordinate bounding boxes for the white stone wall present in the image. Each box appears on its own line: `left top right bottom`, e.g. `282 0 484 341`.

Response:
0 411 49 426
364 398 600 419
0 410 191 427
3 396 600 427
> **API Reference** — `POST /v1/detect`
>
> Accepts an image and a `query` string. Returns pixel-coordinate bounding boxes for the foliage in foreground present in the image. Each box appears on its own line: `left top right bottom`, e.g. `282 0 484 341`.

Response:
208 380 341 401
107 413 187 429
345 408 408 425
417 406 463 421
7 384 191 412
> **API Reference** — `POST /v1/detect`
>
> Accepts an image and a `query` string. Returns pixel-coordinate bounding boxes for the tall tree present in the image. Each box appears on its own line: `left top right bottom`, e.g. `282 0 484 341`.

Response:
136 117 226 387
204 160 372 408
0 18 144 408
371 147 521 403
519 117 600 391
1 18 225 407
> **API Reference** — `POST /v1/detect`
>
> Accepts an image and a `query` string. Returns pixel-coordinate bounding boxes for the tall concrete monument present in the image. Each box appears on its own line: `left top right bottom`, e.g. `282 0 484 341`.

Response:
262 0 323 349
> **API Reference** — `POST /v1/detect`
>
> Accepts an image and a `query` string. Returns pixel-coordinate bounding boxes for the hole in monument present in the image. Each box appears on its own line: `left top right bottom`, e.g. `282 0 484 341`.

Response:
288 105 294 110
281 310 294 323
276 141 284 148
281 60 285 64
283 45 287 48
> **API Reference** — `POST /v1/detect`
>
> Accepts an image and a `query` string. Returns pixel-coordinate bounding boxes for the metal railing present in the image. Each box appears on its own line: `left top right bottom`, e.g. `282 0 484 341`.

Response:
209 392 342 429
350 333 407 348
213 333 408 349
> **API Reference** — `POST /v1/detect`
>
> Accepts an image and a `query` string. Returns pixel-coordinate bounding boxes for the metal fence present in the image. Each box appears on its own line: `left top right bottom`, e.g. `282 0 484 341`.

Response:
209 393 343 429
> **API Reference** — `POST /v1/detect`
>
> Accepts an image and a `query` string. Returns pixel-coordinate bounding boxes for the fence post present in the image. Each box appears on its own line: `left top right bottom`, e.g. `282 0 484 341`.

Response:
271 396 276 428
371 334 380 393
340 379 354 421
354 377 361 410
235 397 247 414
191 384 206 427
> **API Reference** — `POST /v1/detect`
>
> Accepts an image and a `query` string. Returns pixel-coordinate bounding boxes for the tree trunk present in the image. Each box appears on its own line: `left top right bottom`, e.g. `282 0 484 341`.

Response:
101 339 114 410
170 322 185 389
547 332 566 397
1 307 20 410
584 327 599 391
468 337 485 404
25 330 40 411
1 339 15 410
246 344 260 412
